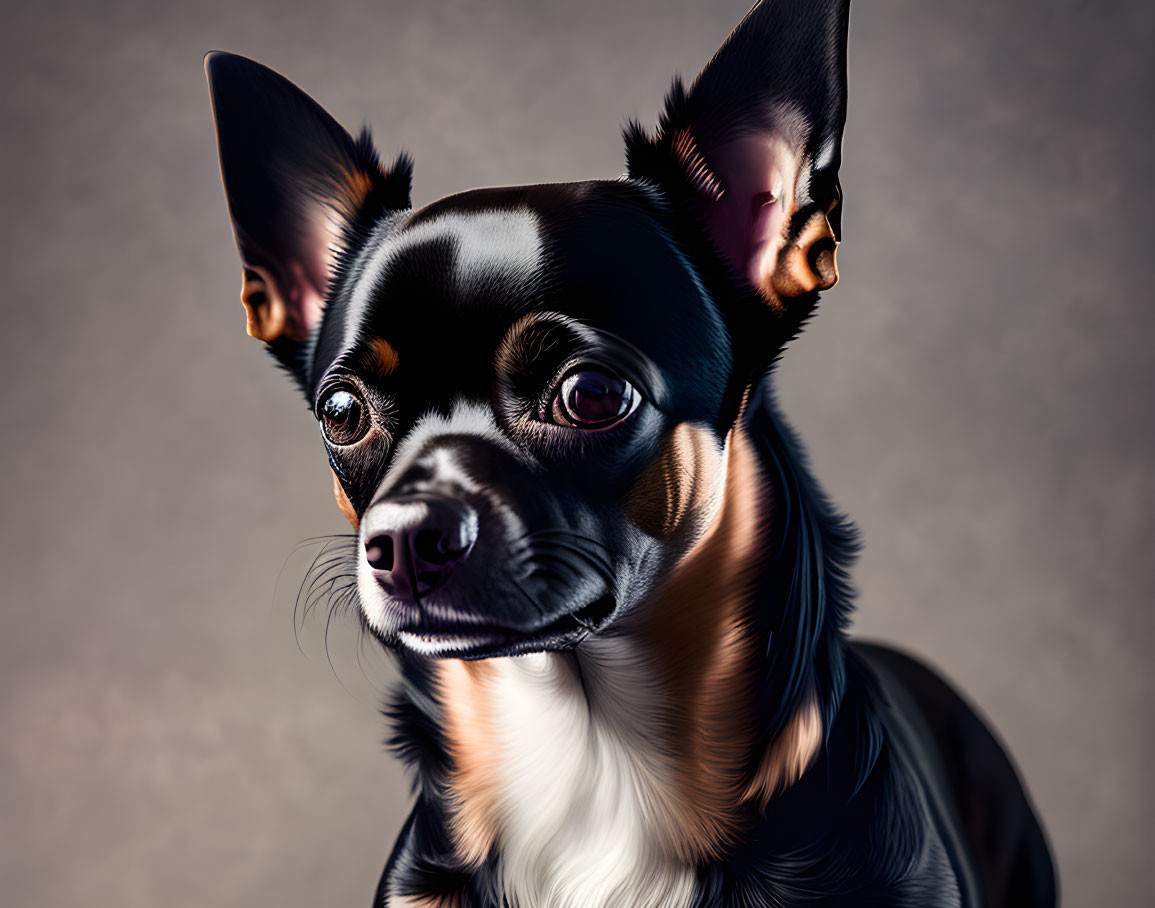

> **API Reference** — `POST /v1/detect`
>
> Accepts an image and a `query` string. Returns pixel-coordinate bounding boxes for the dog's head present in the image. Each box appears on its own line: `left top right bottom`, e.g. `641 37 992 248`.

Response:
207 0 850 659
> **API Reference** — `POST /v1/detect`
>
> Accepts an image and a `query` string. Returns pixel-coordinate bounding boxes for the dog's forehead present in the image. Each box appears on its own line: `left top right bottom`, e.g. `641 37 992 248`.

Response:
311 180 730 405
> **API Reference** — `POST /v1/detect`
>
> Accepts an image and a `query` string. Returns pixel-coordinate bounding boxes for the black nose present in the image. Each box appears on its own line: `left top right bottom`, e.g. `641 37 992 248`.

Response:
362 494 478 600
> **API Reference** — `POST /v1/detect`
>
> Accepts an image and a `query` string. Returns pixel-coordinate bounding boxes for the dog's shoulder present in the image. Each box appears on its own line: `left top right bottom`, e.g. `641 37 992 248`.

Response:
853 641 1058 908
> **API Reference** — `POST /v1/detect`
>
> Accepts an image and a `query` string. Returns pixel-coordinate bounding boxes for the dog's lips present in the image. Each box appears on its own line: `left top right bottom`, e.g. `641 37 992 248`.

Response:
392 593 616 658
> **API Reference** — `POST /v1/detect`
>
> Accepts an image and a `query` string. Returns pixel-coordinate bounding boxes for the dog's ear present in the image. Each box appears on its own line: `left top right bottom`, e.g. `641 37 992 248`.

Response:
205 52 411 382
626 0 850 317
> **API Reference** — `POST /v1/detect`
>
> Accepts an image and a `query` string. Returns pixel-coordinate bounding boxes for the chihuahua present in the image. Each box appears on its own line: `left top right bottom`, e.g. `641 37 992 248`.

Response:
206 1 1056 905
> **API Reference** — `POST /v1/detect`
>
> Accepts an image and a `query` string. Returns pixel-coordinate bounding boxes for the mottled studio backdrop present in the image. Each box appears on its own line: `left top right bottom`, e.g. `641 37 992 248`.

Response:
1 0 1152 905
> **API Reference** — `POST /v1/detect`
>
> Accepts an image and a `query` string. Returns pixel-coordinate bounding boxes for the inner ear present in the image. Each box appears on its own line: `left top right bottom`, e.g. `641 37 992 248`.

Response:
684 124 841 314
624 0 850 320
695 133 804 312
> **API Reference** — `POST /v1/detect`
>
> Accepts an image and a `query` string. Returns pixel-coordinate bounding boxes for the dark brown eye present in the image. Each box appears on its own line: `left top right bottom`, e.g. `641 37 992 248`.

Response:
551 369 637 429
318 387 368 445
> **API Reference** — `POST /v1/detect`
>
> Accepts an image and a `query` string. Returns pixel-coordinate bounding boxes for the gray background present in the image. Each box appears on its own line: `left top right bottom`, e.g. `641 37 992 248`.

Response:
1 0 1152 905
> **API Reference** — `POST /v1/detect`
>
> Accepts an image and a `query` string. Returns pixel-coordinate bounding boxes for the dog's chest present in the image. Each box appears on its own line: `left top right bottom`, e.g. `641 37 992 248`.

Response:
442 646 696 908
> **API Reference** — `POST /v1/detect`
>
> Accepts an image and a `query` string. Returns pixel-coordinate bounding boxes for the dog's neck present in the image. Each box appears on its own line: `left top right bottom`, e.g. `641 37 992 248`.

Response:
428 411 830 905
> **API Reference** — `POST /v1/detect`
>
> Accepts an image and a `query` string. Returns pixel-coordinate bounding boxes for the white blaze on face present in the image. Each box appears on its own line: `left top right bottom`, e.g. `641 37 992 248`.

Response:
356 399 522 639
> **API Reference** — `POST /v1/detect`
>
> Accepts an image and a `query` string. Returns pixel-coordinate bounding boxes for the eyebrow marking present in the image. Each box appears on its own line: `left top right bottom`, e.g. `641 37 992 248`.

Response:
495 310 668 413
358 336 400 378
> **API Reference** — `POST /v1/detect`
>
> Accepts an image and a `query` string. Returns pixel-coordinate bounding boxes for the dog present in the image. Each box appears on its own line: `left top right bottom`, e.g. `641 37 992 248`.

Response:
205 1 1057 905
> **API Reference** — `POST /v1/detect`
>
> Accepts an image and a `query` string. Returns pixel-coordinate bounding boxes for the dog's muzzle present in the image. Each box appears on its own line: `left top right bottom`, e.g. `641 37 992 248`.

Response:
362 493 479 602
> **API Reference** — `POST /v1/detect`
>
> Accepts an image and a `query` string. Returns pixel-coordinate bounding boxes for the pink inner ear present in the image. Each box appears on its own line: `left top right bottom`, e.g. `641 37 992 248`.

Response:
277 205 345 340
284 258 327 340
698 134 800 305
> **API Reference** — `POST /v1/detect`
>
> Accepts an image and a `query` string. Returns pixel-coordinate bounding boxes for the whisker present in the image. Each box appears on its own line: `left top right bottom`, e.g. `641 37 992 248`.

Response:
521 564 571 586
527 538 615 585
301 555 356 595
525 535 613 567
328 581 359 620
524 528 612 551
323 589 358 699
294 538 343 631
304 555 357 590
511 577 547 618
293 532 357 552
303 570 356 622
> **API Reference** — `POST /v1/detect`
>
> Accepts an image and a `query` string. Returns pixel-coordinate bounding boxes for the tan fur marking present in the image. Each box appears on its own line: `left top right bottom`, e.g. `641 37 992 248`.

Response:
435 659 503 866
742 695 823 808
331 470 358 529
239 264 287 342
388 894 462 908
360 336 400 378
626 422 713 536
239 258 323 342
672 128 724 201
331 162 375 220
770 210 839 299
431 412 823 874
627 418 765 860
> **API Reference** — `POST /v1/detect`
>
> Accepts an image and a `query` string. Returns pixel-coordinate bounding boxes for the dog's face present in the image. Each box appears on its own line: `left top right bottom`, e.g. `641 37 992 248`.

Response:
207 0 850 659
313 182 736 658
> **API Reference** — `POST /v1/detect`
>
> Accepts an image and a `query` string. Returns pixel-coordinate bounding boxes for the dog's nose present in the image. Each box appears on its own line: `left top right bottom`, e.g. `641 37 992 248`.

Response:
362 494 478 600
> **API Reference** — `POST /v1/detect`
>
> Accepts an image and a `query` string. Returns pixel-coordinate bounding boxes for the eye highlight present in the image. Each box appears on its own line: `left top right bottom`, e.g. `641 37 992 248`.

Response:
318 386 369 446
550 368 638 430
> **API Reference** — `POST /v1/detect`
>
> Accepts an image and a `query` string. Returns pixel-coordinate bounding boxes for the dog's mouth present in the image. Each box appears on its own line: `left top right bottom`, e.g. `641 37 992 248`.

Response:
392 593 616 659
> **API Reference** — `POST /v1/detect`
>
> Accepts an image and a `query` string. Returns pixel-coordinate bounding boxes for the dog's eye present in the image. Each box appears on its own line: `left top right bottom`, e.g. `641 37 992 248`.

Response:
551 369 638 430
318 387 369 446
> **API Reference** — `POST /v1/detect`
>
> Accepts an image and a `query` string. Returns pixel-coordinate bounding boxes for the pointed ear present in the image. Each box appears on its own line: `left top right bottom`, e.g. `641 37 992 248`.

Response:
205 52 411 380
626 0 850 315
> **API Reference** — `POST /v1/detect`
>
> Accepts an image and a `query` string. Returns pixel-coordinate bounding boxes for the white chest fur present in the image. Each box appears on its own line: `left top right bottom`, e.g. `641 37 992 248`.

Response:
439 643 697 908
